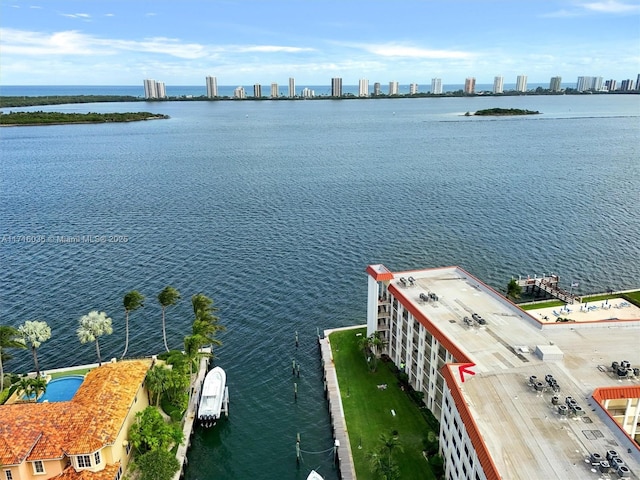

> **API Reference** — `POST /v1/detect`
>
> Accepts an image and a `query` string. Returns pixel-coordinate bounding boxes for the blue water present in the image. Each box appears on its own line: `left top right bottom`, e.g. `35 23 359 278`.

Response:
38 376 84 402
1 93 639 479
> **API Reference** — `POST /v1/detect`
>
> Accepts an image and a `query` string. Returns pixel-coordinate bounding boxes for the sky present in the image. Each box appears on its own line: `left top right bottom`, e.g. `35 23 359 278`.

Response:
1 0 639 86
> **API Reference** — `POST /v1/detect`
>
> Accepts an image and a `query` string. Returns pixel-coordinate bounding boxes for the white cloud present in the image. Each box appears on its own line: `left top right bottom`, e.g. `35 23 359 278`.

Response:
60 13 91 19
579 0 640 13
356 43 474 60
238 45 315 53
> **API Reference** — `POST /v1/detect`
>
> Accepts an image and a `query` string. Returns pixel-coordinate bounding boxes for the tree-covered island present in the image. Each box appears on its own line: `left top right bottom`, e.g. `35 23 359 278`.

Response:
0 111 169 126
468 107 540 116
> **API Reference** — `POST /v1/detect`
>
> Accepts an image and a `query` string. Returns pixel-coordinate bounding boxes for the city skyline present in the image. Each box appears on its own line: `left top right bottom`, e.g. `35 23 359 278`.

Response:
1 0 639 86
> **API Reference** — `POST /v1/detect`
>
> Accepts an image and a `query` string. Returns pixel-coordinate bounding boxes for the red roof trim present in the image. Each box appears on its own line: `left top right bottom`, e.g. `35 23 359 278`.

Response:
442 365 502 480
592 386 640 453
365 264 394 282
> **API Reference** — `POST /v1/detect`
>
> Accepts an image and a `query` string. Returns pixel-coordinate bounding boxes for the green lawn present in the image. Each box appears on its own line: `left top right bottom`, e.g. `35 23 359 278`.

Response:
49 367 91 379
520 300 565 310
329 327 437 480
624 290 640 306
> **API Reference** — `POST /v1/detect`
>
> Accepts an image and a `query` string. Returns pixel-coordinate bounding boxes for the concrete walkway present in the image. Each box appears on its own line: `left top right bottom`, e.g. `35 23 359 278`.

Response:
173 348 211 480
320 331 357 480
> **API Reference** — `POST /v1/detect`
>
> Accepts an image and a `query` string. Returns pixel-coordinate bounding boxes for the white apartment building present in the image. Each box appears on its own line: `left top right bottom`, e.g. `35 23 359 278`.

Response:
359 78 369 97
493 76 504 94
373 82 381 96
143 79 166 99
550 76 562 92
271 83 279 98
409 83 418 94
301 87 315 98
516 74 528 92
431 78 443 94
366 264 640 480
253 84 262 98
233 86 246 99
288 77 295 98
206 76 218 97
389 81 399 95
331 77 342 97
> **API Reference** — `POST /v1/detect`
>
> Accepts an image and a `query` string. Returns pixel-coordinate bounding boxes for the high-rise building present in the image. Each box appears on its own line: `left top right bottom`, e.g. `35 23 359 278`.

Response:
431 78 443 94
359 78 369 97
388 81 399 95
549 76 562 92
373 82 381 96
464 77 476 94
206 76 218 98
605 79 617 91
301 87 315 98
271 83 279 98
331 77 342 97
156 82 166 99
637 74 640 91
233 86 246 99
516 74 528 92
493 76 504 94
143 79 167 99
592 76 604 91
253 84 262 98
288 77 295 98
620 79 635 91
365 263 640 480
143 79 158 99
409 83 418 95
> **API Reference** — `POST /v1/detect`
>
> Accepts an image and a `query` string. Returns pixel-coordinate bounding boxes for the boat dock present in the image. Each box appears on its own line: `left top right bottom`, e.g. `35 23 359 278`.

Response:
173 348 212 480
319 330 357 480
515 274 579 303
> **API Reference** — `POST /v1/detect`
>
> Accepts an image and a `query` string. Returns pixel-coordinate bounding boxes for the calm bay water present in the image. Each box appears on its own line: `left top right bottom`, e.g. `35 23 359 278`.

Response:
1 93 639 479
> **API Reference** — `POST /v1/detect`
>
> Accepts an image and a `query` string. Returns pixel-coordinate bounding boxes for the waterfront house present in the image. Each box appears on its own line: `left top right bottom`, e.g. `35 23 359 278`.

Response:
0 359 152 480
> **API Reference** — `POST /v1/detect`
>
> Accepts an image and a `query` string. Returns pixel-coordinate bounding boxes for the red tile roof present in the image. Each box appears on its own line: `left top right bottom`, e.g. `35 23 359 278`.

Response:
0 360 150 466
53 462 121 480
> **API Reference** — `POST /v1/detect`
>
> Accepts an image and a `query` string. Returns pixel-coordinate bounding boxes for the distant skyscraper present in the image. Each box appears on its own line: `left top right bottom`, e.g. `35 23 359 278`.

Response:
516 75 528 92
493 76 504 94
233 86 246 99
359 78 369 97
253 84 262 98
156 82 166 99
464 77 476 94
373 82 381 96
605 79 617 91
620 79 635 91
549 76 562 92
271 83 279 98
409 83 418 94
389 81 399 95
637 74 640 91
206 76 218 97
331 77 342 97
591 76 603 91
288 77 295 98
143 79 166 99
431 78 443 94
301 87 315 98
143 79 158 99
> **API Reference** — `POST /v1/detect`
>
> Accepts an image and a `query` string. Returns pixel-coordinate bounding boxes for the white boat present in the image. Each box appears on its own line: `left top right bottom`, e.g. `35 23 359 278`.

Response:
198 366 226 427
306 470 324 480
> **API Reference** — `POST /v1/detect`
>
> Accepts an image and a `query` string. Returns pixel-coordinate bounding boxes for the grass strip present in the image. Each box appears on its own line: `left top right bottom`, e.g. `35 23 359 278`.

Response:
329 327 437 480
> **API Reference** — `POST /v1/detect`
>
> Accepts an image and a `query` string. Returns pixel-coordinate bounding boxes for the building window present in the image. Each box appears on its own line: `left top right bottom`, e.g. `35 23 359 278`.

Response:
125 442 132 455
114 466 122 480
77 455 91 468
5 470 13 480
32 461 45 474
94 450 102 465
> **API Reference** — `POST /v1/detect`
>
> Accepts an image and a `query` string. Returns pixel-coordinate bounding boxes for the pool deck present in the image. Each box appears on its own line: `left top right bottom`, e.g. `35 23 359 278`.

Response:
530 297 640 324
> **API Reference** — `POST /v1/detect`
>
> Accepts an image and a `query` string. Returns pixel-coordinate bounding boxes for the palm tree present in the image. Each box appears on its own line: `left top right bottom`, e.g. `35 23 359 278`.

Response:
30 375 47 401
18 376 34 401
77 311 113 365
158 286 181 352
18 320 51 377
121 290 144 359
0 325 26 392
145 364 171 406
191 293 216 317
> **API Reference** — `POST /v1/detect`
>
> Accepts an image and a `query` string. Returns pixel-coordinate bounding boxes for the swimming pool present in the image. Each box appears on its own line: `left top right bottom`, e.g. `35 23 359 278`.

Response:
38 375 84 402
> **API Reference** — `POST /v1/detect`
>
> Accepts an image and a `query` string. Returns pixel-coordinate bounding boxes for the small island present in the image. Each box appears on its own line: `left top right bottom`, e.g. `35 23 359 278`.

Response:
0 111 169 126
466 108 540 116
